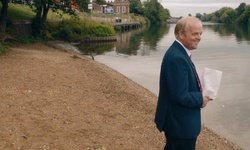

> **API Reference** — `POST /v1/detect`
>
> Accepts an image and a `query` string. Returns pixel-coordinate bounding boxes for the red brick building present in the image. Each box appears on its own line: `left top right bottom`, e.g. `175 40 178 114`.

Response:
92 0 130 14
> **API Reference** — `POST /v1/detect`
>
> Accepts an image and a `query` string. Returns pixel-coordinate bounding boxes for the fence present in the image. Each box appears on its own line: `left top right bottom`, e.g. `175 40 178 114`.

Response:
10 20 32 37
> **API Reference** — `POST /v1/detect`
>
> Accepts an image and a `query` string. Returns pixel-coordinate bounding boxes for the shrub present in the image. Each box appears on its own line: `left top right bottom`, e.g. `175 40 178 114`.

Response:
48 18 115 42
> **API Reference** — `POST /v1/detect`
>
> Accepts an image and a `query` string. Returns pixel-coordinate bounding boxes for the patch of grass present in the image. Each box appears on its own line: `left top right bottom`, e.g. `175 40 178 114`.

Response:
16 36 42 44
1 3 72 21
47 9 72 21
7 3 35 20
0 43 9 55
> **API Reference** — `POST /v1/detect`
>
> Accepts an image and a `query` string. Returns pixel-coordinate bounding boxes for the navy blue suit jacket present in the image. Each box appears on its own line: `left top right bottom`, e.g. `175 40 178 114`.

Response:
154 41 203 138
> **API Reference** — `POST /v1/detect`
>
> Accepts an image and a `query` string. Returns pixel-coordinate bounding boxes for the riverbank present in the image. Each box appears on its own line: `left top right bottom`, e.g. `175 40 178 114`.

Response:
0 42 242 149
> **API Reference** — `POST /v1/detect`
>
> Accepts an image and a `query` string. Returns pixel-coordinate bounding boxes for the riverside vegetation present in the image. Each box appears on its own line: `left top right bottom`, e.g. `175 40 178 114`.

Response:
0 3 147 54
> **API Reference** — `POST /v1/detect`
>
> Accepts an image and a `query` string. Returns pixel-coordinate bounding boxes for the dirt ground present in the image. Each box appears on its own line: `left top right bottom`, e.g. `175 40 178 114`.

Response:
0 43 242 150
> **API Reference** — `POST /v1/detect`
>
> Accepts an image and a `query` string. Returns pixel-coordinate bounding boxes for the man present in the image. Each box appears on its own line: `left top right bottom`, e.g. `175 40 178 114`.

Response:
154 16 211 150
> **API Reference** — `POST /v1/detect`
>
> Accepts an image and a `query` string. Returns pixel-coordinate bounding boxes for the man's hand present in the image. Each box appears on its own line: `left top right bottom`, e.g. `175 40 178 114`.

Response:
201 96 212 108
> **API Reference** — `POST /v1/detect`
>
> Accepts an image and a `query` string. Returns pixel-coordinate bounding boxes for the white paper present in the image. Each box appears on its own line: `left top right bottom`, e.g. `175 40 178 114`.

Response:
200 67 223 100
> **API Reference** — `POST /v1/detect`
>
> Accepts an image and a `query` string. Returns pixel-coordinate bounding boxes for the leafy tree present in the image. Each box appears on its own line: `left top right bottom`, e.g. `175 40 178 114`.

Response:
143 0 169 24
219 7 236 23
29 0 90 36
237 4 250 24
195 13 208 22
195 13 202 20
0 0 8 32
31 0 82 24
164 8 170 17
158 7 170 22
129 0 143 15
75 0 92 12
236 2 246 17
209 11 220 22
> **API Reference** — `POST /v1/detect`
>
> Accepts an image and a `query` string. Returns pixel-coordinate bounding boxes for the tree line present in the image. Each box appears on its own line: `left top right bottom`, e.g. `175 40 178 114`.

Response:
195 2 250 25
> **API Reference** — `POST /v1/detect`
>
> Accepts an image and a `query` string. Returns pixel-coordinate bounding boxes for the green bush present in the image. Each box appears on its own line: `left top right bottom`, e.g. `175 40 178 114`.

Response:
92 25 115 36
49 18 115 42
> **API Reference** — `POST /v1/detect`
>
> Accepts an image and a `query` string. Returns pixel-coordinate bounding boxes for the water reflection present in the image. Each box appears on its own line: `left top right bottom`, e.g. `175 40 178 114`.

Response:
115 24 170 55
204 24 250 43
76 24 170 57
75 42 115 59
76 23 249 59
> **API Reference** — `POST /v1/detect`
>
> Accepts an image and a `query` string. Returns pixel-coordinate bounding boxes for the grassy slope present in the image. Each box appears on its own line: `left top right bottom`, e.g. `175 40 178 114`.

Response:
1 3 72 21
6 3 34 20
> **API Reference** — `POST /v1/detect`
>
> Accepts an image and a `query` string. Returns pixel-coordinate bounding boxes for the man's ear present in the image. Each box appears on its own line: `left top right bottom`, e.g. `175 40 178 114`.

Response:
178 30 185 39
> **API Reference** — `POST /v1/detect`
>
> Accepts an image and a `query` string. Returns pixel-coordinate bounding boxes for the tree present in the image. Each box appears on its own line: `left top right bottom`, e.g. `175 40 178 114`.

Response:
129 0 143 15
32 0 82 24
84 0 100 11
237 5 250 24
31 0 53 36
158 7 170 22
195 13 202 19
164 8 170 19
0 0 9 32
30 0 90 36
219 7 236 23
236 2 246 17
143 0 169 24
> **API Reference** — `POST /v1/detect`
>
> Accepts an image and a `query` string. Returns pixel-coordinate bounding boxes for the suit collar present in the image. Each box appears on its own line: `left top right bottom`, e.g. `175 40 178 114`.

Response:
173 41 194 68
175 40 191 57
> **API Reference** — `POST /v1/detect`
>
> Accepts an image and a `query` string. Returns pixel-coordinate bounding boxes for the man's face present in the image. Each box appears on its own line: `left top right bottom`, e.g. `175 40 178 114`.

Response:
180 22 203 50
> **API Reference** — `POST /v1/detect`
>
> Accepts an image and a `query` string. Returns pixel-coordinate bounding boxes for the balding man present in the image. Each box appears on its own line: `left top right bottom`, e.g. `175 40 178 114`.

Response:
154 16 212 150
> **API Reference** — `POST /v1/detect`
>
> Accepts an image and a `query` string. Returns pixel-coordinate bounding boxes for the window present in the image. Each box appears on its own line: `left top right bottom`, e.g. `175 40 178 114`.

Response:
116 6 120 13
122 6 126 13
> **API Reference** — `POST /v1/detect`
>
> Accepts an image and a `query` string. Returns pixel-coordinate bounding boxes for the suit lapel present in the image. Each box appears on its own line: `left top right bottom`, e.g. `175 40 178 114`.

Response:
173 41 201 91
173 41 194 69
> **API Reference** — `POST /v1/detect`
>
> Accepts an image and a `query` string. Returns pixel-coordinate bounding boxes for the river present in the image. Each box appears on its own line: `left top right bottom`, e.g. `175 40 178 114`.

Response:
73 23 250 149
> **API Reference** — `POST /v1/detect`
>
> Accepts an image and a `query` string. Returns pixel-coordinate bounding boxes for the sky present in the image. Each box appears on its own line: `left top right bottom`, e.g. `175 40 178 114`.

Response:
160 0 250 17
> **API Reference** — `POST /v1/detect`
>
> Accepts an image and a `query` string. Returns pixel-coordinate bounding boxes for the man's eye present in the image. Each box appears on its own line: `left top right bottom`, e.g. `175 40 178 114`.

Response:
192 33 202 36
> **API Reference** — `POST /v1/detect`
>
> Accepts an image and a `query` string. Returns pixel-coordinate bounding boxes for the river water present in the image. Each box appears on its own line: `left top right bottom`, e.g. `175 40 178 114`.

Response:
74 23 250 149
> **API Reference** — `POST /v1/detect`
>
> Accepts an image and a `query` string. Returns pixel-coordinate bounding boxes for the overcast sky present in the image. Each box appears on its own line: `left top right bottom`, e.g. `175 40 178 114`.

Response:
160 0 250 17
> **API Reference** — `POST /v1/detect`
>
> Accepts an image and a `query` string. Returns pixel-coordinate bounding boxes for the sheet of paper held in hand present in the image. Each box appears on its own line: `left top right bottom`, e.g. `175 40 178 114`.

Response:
200 67 223 100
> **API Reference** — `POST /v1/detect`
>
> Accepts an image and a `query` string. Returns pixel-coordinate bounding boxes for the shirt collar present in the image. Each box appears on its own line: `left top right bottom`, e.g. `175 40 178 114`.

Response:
175 40 191 58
